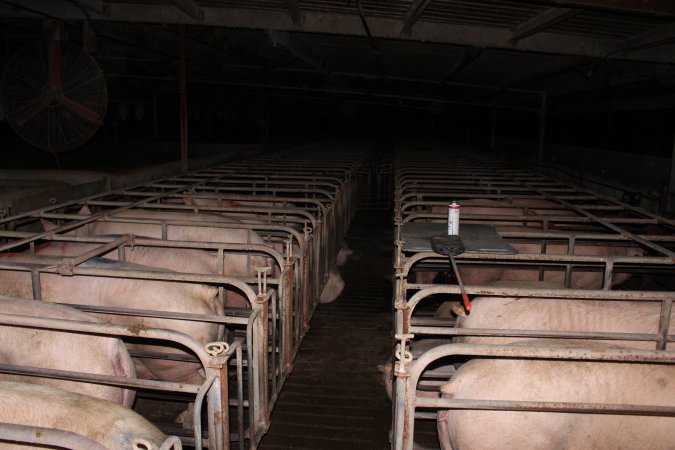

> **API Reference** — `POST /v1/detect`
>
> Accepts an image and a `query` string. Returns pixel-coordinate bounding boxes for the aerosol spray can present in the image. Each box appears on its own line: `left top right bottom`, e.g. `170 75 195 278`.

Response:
448 201 460 235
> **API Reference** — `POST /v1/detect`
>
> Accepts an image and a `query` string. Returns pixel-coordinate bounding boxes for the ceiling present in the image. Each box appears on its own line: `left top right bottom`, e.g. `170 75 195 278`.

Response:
1 0 675 116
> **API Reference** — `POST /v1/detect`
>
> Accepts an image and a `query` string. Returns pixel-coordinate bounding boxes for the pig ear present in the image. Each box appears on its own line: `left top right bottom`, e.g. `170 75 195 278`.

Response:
451 304 468 318
183 189 197 206
43 219 85 236
78 205 92 215
376 363 391 374
41 218 58 231
629 247 646 257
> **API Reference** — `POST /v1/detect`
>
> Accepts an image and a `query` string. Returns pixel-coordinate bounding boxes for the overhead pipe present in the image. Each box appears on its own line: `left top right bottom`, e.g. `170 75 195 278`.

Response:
71 0 109 15
170 0 204 20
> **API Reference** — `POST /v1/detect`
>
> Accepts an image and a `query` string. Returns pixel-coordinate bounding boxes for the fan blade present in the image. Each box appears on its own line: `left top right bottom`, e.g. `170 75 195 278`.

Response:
48 41 63 89
14 100 47 127
57 95 101 124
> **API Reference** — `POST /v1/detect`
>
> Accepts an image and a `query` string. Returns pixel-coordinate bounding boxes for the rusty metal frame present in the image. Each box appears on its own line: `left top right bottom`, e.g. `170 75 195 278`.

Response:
390 148 675 450
393 343 675 450
0 146 366 450
0 309 244 450
0 244 271 449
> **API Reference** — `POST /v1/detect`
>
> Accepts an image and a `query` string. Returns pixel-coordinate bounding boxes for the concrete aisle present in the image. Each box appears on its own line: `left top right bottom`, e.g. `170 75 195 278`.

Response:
259 209 394 450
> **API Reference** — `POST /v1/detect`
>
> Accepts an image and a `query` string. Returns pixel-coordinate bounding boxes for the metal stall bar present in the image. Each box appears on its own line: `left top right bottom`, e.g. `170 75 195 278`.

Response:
394 343 675 450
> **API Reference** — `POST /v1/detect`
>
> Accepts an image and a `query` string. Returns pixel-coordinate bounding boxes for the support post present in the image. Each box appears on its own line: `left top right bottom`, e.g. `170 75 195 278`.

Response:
178 24 188 173
538 91 547 166
490 109 497 152
153 90 158 140
668 125 675 193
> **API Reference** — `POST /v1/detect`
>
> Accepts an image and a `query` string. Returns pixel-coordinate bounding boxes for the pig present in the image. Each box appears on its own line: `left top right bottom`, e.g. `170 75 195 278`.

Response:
0 381 179 449
498 231 644 288
318 243 352 304
453 295 674 350
427 198 580 228
165 197 344 304
318 267 344 304
436 342 675 450
0 255 222 385
414 234 643 290
35 239 254 309
42 207 271 309
182 194 304 228
414 199 626 288
0 296 136 407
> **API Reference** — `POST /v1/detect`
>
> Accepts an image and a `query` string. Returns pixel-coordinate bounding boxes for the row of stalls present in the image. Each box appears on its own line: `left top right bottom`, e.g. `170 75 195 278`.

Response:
389 144 675 449
0 141 370 449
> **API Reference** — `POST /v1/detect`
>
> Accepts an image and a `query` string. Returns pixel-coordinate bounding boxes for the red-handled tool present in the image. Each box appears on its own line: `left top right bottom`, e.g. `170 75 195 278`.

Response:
448 252 471 313
430 234 471 314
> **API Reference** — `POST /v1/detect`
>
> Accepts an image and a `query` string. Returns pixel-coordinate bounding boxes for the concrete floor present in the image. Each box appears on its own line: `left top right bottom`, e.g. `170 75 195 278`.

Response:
259 209 394 450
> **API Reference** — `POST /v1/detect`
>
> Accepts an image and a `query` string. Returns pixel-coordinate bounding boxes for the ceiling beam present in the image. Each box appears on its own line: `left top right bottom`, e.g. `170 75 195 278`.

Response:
549 63 675 97
267 30 326 72
551 92 675 113
435 46 483 94
169 0 203 20
510 8 582 43
3 2 675 64
286 0 301 26
104 73 539 112
545 0 675 17
71 0 109 16
401 0 433 36
500 55 590 89
620 22 675 53
441 46 483 81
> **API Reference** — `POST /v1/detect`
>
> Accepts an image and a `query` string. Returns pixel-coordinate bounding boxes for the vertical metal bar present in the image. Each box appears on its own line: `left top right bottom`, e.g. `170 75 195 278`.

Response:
245 315 256 449
258 297 270 428
656 298 672 351
219 364 230 450
669 124 675 193
538 91 547 166
490 108 497 152
603 260 614 290
153 90 159 140
202 375 220 450
282 261 295 375
538 239 547 281
179 24 189 173
236 344 245 450
270 291 278 397
564 237 575 288
31 269 42 300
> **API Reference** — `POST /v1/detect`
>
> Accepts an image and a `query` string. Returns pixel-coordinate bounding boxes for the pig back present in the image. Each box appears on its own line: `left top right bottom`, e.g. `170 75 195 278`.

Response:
0 296 136 406
90 209 271 274
438 345 675 450
0 256 223 384
456 296 674 350
0 381 171 450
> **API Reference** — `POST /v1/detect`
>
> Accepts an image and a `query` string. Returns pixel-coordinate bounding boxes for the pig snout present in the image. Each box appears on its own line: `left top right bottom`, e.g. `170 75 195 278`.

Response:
0 381 173 450
319 267 345 304
335 243 353 267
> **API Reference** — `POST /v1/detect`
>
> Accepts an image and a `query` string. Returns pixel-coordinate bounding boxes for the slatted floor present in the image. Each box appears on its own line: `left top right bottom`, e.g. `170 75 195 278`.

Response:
259 209 394 450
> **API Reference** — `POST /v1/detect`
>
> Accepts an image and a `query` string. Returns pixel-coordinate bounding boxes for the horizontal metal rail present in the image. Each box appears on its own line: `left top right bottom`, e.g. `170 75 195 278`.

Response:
392 146 675 450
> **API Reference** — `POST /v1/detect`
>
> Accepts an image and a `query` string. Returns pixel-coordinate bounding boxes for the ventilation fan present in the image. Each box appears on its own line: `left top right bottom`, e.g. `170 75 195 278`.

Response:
0 39 107 153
